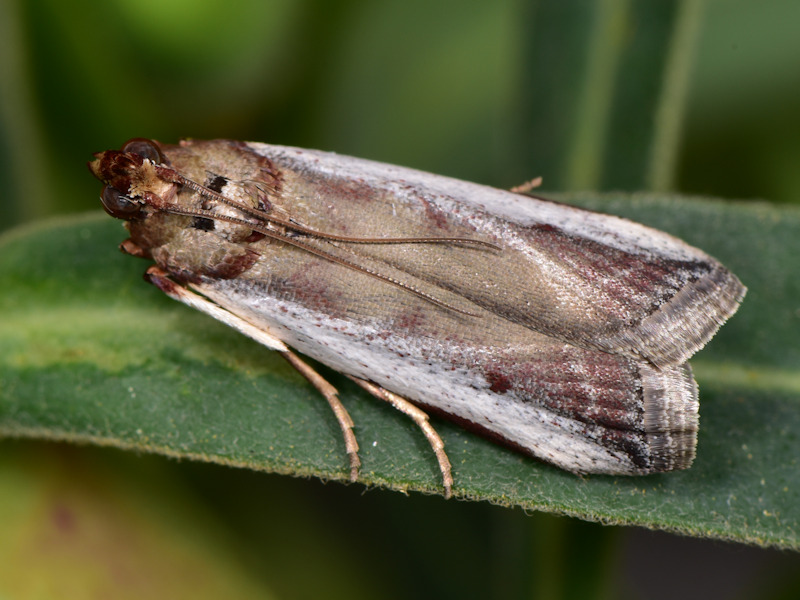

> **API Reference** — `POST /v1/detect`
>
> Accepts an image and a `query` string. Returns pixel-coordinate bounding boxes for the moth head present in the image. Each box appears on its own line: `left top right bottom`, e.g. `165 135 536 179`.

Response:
88 138 172 220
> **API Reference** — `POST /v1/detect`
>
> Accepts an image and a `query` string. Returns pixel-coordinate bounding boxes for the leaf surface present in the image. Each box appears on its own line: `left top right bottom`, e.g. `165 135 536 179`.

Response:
0 195 797 549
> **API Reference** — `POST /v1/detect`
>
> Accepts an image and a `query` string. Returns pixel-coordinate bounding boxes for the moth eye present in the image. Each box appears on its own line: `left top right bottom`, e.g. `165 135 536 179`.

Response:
101 185 141 219
121 138 167 165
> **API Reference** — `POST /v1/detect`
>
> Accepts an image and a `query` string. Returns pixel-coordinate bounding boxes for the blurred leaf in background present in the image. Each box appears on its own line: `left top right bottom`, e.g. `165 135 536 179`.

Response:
3 0 800 228
2 0 800 598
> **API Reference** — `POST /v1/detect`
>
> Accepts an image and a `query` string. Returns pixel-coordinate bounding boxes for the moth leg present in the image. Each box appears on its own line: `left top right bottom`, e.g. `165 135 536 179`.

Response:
145 266 288 352
348 376 453 499
280 350 361 481
144 266 361 482
510 176 542 194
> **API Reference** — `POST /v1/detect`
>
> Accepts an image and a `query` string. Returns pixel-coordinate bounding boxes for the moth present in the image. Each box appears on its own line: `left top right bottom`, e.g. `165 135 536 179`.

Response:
88 138 745 497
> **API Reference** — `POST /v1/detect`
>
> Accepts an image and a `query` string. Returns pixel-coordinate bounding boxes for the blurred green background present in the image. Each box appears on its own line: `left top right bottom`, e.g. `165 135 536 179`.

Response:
2 0 800 598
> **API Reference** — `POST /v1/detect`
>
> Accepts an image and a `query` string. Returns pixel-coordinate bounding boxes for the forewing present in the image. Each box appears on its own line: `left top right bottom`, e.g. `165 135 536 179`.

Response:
255 144 745 367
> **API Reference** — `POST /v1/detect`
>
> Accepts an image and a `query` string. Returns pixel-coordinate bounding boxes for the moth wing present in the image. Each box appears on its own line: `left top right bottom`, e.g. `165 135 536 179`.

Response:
196 263 700 475
256 144 745 368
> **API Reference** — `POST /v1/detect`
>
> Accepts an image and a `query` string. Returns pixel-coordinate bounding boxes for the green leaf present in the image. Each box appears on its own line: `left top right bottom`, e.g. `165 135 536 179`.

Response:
513 0 700 192
0 195 797 549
